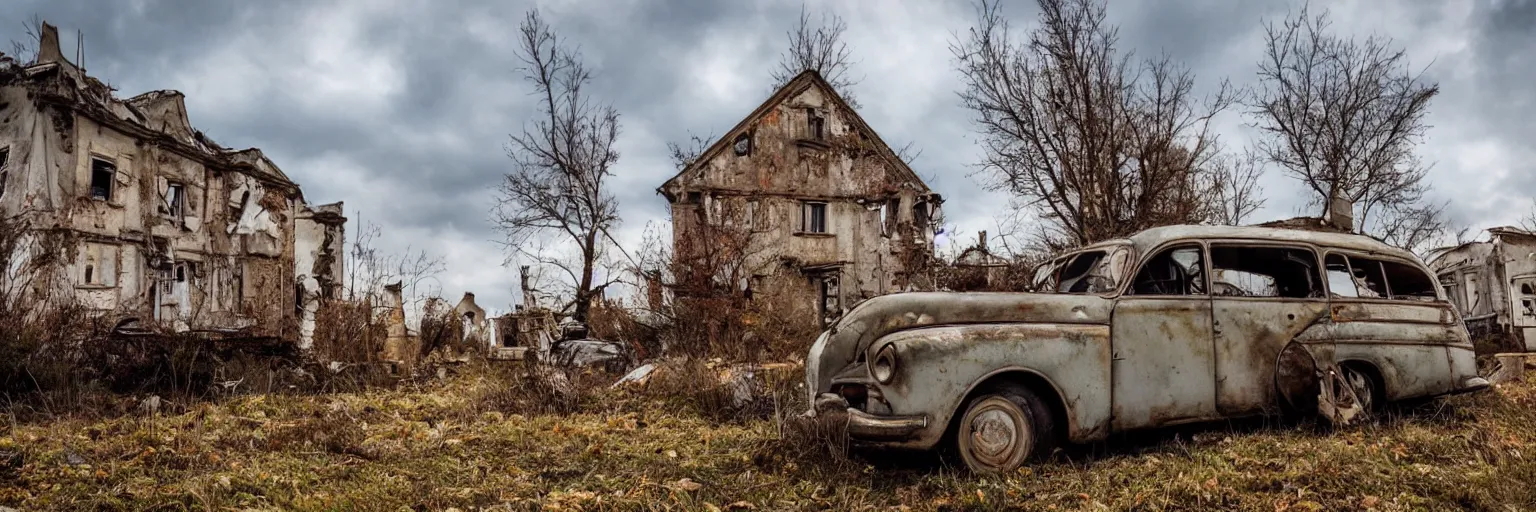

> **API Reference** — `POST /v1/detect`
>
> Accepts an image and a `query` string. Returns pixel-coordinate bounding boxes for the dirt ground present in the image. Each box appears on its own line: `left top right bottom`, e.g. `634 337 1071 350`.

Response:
3 366 1535 511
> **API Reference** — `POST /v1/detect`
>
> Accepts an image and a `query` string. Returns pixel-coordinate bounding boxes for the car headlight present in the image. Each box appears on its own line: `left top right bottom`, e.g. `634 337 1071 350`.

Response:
871 345 897 384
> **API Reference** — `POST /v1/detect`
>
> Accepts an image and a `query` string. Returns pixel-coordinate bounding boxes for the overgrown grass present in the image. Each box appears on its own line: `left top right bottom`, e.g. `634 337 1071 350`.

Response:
3 365 1535 511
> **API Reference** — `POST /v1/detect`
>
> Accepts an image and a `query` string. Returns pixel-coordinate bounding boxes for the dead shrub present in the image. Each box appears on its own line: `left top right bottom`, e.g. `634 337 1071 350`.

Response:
469 360 602 417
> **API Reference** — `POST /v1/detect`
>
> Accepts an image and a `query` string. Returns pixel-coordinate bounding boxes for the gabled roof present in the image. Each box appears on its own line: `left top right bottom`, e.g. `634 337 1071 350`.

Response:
657 69 929 195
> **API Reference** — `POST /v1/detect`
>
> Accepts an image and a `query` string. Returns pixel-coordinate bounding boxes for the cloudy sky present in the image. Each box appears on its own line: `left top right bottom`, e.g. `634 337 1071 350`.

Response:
3 0 1533 312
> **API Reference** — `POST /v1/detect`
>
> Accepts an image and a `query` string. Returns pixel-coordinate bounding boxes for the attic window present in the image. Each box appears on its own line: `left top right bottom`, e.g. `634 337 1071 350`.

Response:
733 133 752 156
90 158 116 201
685 191 702 204
807 109 825 140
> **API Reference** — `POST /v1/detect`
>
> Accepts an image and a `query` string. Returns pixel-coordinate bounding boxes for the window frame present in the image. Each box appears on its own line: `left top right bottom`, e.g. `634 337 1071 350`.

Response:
1206 241 1325 301
89 156 117 202
1123 241 1210 298
1321 249 1445 303
0 145 9 200
166 181 187 220
801 201 828 234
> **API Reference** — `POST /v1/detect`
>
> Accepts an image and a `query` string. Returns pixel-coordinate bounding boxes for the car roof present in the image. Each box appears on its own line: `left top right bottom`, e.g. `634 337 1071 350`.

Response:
1082 224 1422 263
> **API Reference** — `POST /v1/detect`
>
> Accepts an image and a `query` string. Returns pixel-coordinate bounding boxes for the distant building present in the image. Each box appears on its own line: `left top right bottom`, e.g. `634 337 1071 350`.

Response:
657 70 942 326
0 22 344 346
1427 227 1536 351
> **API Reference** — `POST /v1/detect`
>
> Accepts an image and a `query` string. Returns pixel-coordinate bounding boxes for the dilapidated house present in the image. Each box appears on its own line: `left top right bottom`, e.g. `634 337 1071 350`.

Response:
0 23 345 347
657 70 942 326
1427 226 1536 352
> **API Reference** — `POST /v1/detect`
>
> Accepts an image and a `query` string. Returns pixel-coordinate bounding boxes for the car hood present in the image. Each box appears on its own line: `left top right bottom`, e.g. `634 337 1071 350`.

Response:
807 292 1112 394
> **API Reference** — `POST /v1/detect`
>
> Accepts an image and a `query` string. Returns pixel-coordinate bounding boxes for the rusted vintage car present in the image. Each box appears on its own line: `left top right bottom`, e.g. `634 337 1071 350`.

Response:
805 225 1491 473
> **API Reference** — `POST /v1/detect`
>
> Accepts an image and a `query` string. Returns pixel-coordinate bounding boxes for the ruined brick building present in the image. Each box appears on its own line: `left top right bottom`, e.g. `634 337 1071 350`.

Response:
0 23 345 347
658 70 942 326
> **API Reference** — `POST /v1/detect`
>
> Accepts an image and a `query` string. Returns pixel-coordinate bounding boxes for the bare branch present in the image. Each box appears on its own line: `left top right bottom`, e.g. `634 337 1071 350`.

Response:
771 4 861 106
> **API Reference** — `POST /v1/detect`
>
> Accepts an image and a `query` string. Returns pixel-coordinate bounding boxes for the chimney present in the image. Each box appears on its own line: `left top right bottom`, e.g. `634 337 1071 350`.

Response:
36 22 66 65
978 230 988 252
1327 189 1354 232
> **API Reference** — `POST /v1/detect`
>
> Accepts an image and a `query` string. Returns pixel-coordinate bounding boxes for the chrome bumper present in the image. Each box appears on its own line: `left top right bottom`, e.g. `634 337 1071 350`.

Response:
1453 376 1492 395
810 393 928 441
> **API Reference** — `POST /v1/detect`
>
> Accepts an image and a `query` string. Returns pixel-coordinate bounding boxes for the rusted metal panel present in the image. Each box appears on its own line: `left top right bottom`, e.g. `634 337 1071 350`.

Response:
1212 299 1329 415
866 323 1111 449
808 292 1113 395
1110 297 1216 430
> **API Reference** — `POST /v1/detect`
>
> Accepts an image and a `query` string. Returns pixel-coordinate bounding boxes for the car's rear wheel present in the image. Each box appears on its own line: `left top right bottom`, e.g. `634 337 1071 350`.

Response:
955 384 1055 474
1340 365 1379 412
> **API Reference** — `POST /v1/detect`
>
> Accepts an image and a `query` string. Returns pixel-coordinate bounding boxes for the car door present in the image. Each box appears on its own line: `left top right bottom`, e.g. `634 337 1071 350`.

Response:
1111 242 1217 430
1323 252 1455 400
1207 243 1331 416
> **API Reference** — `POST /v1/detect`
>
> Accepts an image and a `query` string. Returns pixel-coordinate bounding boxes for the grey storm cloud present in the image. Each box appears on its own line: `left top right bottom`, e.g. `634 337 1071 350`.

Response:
2 0 1533 311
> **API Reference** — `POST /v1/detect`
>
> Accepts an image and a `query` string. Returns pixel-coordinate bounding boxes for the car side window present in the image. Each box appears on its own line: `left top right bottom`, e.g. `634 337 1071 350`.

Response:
1371 258 1438 302
1130 244 1205 296
1325 254 1358 297
1210 245 1322 298
1326 253 1394 299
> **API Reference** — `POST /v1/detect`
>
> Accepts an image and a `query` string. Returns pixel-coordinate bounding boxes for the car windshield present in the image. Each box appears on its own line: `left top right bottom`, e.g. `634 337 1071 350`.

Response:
1033 246 1131 294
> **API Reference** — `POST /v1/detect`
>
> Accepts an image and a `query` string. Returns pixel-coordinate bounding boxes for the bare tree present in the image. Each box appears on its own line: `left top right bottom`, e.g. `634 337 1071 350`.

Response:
1206 148 1267 225
666 131 715 171
771 4 860 105
1249 4 1440 241
952 0 1242 251
1372 201 1451 256
494 10 621 326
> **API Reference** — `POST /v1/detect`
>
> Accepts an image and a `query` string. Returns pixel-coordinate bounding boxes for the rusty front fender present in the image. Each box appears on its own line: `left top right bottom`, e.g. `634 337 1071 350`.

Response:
864 323 1112 450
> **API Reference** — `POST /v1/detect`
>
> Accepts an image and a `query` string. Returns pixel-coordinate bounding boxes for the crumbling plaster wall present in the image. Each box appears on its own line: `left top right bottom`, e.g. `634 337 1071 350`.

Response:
295 202 345 349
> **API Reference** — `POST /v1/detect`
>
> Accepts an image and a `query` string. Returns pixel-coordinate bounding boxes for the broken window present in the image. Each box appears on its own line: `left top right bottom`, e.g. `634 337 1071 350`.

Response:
1518 280 1535 318
166 182 185 219
1377 259 1437 301
1325 254 1387 298
1055 246 1130 294
802 201 827 233
1130 244 1206 296
732 132 752 156
90 157 115 201
0 146 9 199
1210 245 1320 298
685 191 702 205
913 199 930 227
807 109 825 140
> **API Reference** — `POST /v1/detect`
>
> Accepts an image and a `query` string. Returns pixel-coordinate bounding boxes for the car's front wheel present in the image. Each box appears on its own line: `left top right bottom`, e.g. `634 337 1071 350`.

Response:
955 384 1056 474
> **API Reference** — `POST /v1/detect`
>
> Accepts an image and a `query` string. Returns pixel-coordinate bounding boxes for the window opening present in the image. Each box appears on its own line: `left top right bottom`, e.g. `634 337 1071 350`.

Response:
807 109 825 140
1210 245 1320 298
0 147 9 199
732 133 751 156
1378 259 1436 301
1325 254 1358 297
90 158 115 200
802 202 827 233
1130 244 1206 296
166 183 185 219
